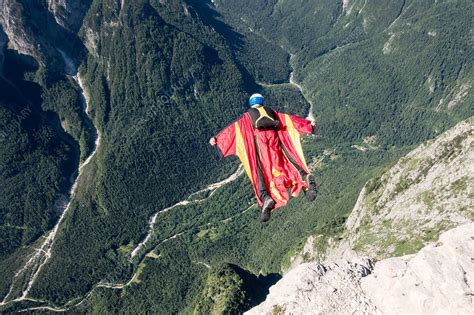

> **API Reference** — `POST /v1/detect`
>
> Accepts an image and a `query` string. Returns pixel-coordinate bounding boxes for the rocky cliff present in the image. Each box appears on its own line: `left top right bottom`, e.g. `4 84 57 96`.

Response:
0 0 56 69
247 223 473 314
248 117 473 314
47 0 92 33
0 0 90 72
341 116 473 260
362 223 473 314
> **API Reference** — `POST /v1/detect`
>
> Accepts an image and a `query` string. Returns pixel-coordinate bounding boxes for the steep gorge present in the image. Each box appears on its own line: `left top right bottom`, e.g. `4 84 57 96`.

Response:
0 50 100 307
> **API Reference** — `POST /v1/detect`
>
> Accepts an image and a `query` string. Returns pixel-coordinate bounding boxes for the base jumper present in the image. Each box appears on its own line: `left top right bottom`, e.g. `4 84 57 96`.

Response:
209 93 317 222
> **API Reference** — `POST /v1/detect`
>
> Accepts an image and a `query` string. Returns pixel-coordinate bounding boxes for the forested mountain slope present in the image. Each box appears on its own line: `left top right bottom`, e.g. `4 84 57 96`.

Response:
0 0 472 313
215 0 473 145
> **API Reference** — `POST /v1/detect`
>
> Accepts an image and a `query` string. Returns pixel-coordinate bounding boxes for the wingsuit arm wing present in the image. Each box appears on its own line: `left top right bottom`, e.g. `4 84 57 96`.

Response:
214 123 236 158
286 114 315 135
213 118 264 207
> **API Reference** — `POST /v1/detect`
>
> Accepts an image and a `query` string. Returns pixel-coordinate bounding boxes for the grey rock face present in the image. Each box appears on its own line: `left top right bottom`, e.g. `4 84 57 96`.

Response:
47 0 92 33
361 223 474 314
246 258 379 314
343 117 473 260
0 0 90 73
0 0 58 69
248 223 473 314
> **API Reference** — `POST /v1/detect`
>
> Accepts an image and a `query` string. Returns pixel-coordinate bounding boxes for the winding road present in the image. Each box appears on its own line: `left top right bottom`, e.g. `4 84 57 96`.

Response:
15 201 256 313
129 165 245 261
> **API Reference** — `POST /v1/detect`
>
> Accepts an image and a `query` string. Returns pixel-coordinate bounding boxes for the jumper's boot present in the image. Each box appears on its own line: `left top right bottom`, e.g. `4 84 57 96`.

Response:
304 174 317 201
260 196 275 223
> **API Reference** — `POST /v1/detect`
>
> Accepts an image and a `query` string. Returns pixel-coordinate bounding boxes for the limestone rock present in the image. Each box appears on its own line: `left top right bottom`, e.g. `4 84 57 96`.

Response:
247 224 473 314
344 117 473 260
361 223 474 314
0 0 91 72
0 0 59 70
47 0 92 33
246 258 379 315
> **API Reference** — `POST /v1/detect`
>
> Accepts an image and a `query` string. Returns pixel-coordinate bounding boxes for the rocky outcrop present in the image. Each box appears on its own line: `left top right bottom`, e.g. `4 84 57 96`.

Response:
249 118 474 314
246 258 378 314
294 117 473 264
343 117 473 260
362 223 474 314
0 0 90 72
247 223 474 314
0 0 58 69
47 0 92 33
195 263 280 315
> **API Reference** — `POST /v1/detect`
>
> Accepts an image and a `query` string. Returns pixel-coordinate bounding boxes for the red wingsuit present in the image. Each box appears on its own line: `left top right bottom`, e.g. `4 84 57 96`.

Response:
215 110 314 210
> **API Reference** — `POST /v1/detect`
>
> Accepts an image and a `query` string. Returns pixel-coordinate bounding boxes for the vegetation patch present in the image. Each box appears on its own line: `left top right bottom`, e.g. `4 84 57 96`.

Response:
365 176 382 194
131 262 147 284
450 176 469 195
392 239 424 257
272 304 286 315
354 225 379 254
118 242 135 256
194 263 278 314
416 191 435 210
196 228 219 241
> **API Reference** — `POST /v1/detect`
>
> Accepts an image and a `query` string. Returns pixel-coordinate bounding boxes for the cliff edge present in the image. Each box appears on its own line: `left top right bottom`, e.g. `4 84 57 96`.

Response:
248 117 473 314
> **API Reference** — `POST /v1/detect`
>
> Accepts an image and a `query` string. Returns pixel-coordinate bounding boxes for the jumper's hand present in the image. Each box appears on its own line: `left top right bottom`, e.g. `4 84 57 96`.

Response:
308 120 318 137
209 137 217 146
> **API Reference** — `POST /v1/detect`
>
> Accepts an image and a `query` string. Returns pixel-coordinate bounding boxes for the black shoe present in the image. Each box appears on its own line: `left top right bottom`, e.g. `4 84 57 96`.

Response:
260 197 275 222
304 174 317 201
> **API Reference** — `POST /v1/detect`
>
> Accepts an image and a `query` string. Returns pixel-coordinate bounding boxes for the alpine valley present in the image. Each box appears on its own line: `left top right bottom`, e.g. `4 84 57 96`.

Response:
0 0 472 313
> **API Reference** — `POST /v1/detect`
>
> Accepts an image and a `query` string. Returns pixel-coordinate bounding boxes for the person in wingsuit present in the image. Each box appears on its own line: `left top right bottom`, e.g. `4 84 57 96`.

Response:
209 93 317 222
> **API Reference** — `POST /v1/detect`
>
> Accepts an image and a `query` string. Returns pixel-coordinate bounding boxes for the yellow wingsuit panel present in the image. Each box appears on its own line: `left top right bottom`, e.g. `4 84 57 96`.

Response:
284 114 308 168
235 122 253 183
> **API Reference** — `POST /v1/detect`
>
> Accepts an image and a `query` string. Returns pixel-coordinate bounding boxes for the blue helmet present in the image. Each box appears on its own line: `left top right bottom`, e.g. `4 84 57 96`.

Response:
248 93 264 106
